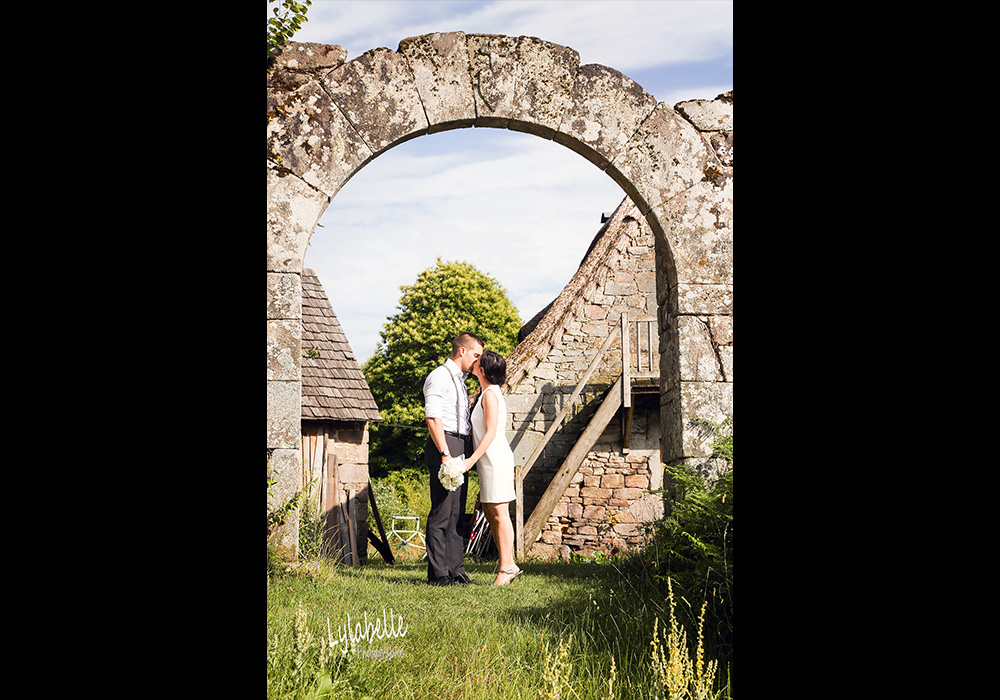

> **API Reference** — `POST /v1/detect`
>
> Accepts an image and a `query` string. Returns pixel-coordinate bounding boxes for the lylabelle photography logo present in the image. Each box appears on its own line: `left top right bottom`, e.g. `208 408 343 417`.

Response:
329 607 408 660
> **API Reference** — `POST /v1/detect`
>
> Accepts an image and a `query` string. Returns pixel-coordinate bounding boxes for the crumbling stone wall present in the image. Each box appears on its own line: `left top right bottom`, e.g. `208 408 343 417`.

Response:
266 34 732 559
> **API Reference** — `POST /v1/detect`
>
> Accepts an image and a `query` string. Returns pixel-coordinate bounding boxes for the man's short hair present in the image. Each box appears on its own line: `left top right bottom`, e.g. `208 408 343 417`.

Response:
452 331 485 356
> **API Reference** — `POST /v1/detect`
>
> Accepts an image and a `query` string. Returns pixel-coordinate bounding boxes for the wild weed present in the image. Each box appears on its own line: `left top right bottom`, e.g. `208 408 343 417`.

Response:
650 580 719 700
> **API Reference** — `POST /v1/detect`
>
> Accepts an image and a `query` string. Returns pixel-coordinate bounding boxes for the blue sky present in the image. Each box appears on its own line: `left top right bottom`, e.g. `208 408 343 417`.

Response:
285 0 733 363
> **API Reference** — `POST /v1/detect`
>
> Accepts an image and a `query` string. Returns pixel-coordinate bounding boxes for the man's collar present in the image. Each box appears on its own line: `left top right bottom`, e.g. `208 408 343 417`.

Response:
445 358 465 378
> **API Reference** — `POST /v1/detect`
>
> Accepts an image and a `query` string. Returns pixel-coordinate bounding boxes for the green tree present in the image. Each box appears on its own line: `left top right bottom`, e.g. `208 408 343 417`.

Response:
267 0 312 65
363 258 523 475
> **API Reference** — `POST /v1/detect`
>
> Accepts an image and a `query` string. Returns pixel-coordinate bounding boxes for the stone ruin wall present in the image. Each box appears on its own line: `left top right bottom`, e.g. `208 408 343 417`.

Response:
506 210 665 560
507 92 732 560
267 35 732 560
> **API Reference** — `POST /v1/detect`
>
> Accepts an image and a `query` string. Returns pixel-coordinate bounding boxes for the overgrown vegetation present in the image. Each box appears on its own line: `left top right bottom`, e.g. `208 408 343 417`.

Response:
268 419 732 698
643 419 733 672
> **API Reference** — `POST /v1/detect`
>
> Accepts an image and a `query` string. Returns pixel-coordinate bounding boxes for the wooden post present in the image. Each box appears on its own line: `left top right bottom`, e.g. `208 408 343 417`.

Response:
323 455 340 558
515 469 524 560
347 488 359 565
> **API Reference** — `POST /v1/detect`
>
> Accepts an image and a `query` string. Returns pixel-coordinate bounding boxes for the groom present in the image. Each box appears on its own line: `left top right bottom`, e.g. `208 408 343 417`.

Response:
423 331 484 586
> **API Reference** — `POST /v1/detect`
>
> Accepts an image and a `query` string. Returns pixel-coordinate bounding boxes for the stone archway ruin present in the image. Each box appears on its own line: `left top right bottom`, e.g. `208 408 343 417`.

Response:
267 33 732 559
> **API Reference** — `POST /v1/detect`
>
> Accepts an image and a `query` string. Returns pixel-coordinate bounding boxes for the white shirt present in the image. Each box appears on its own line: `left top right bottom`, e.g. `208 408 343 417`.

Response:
423 358 471 435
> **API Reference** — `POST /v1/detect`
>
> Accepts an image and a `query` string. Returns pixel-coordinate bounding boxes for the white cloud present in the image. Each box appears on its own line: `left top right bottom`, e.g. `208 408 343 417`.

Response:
295 0 732 72
305 128 626 362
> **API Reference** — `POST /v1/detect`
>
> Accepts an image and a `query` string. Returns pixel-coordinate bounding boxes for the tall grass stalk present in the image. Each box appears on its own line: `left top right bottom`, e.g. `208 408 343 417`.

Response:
650 580 718 700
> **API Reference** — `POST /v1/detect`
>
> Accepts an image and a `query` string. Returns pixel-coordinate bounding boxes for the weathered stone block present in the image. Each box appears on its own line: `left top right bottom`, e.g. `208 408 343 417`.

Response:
336 461 370 485
267 272 301 320
677 316 725 382
271 41 347 73
613 523 639 536
267 380 301 450
554 63 657 170
600 473 624 489
266 163 330 273
466 34 520 127
581 486 612 500
629 493 665 522
323 47 429 153
652 177 733 286
608 102 716 215
267 447 301 560
509 36 580 138
267 319 301 381
679 381 733 457
267 80 373 199
541 529 562 545
674 283 733 316
583 505 606 520
625 474 649 489
675 98 733 132
399 32 476 132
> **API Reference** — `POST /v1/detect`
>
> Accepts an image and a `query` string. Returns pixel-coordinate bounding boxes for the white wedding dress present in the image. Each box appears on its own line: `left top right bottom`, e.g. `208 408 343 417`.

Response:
471 384 516 503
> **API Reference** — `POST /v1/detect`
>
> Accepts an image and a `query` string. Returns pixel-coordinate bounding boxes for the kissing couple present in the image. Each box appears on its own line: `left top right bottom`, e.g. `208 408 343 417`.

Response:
422 332 522 587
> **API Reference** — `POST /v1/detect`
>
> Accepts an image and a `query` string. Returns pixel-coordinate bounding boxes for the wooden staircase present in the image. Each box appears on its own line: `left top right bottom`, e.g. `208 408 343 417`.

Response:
514 314 658 559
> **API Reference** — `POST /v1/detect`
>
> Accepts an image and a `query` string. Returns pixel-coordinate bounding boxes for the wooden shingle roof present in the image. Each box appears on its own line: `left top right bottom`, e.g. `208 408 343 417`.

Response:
300 269 382 423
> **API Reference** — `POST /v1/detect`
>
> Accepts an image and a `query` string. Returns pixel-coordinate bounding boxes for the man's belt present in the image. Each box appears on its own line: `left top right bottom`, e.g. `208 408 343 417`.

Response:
444 430 470 440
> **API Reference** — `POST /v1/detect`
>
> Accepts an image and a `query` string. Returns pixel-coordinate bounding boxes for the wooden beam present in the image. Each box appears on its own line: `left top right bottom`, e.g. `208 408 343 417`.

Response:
622 404 634 452
521 375 623 555
367 479 395 564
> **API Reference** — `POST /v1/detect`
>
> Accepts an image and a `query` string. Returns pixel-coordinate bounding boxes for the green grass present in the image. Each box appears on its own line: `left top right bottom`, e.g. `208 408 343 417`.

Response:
267 557 731 700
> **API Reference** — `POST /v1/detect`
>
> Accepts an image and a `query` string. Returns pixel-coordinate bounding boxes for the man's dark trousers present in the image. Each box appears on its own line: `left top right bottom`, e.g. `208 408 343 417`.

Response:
425 431 472 583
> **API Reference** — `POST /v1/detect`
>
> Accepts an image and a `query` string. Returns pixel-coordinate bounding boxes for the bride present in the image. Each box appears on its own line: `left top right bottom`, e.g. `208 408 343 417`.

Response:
463 350 522 586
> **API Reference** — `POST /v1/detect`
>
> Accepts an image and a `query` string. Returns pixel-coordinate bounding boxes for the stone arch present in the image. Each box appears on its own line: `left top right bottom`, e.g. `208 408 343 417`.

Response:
267 34 732 557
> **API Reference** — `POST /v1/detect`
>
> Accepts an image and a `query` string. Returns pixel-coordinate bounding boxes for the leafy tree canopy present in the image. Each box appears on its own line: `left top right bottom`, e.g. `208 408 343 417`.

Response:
363 258 523 475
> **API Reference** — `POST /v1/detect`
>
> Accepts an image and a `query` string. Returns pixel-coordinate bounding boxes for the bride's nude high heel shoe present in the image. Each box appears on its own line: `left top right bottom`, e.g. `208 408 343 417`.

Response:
494 567 522 586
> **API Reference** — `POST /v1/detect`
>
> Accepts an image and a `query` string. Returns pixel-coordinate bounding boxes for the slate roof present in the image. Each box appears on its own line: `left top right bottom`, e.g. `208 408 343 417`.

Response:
300 269 382 423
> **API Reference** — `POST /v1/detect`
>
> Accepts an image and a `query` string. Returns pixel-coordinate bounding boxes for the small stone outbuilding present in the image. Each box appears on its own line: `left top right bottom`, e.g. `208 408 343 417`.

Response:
298 269 381 562
504 196 671 560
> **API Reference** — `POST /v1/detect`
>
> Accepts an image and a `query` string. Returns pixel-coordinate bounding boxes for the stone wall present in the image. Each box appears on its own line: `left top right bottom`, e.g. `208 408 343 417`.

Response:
267 36 732 559
507 203 665 559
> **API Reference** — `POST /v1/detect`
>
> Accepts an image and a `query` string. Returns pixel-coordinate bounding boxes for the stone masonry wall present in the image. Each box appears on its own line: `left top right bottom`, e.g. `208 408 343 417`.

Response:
507 205 665 559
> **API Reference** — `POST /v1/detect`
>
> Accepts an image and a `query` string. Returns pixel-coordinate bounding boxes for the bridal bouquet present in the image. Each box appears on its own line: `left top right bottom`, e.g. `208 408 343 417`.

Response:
439 455 466 492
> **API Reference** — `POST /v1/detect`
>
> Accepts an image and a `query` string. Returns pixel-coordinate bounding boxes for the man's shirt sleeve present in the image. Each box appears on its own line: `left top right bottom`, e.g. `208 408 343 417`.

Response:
423 366 448 420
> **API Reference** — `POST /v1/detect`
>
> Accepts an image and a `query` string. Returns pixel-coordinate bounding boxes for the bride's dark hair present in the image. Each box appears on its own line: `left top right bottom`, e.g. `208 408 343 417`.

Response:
479 350 507 386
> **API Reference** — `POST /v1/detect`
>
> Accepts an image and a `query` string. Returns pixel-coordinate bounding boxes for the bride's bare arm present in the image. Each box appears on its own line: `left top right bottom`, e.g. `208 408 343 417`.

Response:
463 388 498 472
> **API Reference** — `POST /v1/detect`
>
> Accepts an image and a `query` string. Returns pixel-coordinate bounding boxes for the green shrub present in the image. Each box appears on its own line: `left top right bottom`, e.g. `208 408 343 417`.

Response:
644 418 733 674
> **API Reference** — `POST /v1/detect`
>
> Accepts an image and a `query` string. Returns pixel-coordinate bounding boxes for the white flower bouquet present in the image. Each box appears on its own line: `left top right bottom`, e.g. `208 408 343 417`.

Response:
439 455 466 491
